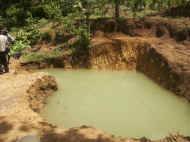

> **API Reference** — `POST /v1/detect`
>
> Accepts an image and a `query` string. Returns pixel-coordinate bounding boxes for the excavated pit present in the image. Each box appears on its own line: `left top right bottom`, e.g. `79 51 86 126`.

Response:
41 69 190 139
39 33 190 139
11 17 190 142
69 35 190 101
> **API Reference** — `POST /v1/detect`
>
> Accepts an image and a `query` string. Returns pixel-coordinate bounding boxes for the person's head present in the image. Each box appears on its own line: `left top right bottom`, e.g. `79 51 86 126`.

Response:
0 28 8 36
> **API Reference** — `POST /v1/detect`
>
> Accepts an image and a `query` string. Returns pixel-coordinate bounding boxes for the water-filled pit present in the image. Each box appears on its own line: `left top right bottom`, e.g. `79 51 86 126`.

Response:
41 69 190 139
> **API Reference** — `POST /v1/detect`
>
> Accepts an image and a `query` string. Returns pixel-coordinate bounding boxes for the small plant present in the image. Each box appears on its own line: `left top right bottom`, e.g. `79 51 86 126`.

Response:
10 40 30 56
61 13 91 49
73 25 91 49
25 26 41 45
10 24 41 56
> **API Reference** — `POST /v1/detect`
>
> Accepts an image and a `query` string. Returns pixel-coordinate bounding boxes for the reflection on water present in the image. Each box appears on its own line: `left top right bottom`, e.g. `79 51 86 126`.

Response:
41 69 190 139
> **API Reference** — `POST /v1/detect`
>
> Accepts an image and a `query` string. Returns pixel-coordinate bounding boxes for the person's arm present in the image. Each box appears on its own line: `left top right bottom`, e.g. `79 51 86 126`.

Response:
7 34 15 44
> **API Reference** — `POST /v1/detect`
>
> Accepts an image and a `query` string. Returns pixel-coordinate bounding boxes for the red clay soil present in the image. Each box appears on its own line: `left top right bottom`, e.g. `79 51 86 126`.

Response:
90 16 190 42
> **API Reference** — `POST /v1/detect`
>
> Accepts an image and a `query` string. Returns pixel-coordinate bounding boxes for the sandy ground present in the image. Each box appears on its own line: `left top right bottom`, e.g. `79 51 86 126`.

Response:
0 72 43 121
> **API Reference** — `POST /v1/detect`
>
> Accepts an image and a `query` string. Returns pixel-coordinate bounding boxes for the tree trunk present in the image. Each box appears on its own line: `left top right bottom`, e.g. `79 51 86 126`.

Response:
115 0 120 19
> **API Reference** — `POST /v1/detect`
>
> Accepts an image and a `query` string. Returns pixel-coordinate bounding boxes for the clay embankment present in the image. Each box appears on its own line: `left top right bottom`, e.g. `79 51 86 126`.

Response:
90 16 190 42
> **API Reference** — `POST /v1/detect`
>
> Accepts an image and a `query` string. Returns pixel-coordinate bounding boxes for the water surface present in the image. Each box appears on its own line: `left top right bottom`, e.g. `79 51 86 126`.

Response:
41 69 190 139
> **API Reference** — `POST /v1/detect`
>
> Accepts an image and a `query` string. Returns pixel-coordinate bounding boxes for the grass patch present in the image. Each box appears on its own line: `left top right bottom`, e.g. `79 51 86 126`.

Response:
21 50 64 63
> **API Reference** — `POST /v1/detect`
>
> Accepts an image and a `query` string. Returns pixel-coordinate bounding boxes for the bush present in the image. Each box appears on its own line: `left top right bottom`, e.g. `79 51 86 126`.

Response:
41 32 52 43
72 25 90 49
42 2 62 19
61 15 91 49
21 50 63 63
5 5 32 26
10 40 30 56
10 23 41 56
61 0 76 16
25 25 41 45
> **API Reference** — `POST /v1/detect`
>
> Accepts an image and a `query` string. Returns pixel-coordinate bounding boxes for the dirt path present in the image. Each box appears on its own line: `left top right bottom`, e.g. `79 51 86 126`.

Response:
0 72 55 121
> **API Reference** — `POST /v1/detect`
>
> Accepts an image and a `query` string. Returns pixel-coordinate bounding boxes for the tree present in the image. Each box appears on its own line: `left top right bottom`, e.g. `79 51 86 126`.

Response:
114 0 120 18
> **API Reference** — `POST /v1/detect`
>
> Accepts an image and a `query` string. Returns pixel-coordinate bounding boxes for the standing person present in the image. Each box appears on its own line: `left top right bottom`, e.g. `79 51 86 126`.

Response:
0 29 15 73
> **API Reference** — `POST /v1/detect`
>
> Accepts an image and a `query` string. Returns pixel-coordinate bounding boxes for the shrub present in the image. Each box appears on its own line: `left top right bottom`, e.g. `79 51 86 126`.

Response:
5 5 32 26
42 2 62 19
61 0 76 16
21 50 63 63
72 25 90 49
41 32 52 43
61 15 91 49
10 24 41 56
25 26 41 45
10 40 30 56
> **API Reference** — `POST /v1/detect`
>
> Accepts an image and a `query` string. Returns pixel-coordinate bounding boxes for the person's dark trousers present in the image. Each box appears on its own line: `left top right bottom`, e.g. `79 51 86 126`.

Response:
5 48 10 65
0 51 9 73
0 52 3 73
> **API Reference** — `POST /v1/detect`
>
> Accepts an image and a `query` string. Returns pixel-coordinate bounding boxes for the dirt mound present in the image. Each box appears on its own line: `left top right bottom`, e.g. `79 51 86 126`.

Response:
90 17 190 42
0 116 190 142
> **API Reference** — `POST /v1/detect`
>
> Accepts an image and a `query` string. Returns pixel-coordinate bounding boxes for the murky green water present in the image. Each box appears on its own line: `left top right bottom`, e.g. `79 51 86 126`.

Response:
41 69 190 139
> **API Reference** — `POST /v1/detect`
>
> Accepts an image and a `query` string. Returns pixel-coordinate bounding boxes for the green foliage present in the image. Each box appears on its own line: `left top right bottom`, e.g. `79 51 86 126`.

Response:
1 0 189 27
5 6 30 26
0 0 189 57
61 0 76 16
10 30 30 56
42 2 62 19
10 21 41 56
14 25 41 45
10 40 30 56
72 25 91 49
21 50 63 63
61 13 91 49
41 32 52 43
25 24 41 45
